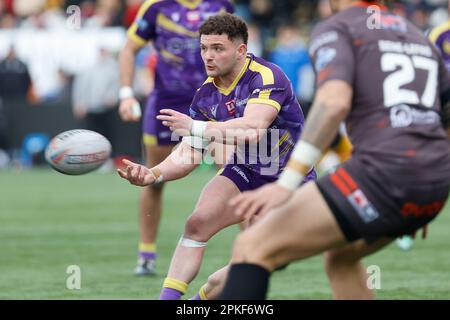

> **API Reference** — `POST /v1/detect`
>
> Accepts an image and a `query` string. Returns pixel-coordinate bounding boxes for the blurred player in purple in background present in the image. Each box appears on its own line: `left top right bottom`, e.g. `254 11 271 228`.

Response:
118 0 234 276
428 1 449 71
118 13 315 299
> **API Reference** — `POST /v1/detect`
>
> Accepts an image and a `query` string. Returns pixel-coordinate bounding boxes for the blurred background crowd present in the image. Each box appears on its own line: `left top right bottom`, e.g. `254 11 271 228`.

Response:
0 0 448 169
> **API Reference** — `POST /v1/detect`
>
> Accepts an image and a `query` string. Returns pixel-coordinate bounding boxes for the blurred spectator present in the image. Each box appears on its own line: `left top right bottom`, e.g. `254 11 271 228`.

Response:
269 25 314 108
247 23 263 57
0 45 34 154
72 47 119 154
0 46 33 99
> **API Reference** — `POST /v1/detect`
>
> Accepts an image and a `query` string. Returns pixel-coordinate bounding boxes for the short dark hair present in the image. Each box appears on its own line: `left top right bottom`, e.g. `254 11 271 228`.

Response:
199 13 248 45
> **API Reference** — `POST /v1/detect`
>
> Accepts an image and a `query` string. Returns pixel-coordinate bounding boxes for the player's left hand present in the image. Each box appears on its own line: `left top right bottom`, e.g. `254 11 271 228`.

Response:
230 183 293 220
157 109 192 136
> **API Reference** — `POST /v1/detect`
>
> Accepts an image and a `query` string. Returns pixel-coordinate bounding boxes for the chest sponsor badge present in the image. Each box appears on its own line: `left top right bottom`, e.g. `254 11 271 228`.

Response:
225 100 236 116
187 11 200 23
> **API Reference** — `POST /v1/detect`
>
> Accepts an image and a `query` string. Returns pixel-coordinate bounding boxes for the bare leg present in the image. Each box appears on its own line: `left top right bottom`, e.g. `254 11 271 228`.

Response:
323 238 392 299
160 176 243 299
135 144 173 275
221 183 393 299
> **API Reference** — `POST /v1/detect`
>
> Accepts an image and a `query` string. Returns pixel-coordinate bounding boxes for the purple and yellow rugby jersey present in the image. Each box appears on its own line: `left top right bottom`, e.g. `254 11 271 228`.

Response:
190 54 316 181
127 0 234 145
128 0 234 97
429 20 450 71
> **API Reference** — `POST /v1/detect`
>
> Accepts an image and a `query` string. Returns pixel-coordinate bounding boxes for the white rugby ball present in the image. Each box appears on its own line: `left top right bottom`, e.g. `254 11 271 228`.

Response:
45 129 111 175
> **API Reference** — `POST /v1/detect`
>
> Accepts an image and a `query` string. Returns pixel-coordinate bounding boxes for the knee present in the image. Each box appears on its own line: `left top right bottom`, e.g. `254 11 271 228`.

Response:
184 210 211 240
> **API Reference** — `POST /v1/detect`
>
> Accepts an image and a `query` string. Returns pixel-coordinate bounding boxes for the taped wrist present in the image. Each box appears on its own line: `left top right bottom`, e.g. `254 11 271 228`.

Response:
191 120 207 138
150 167 163 184
277 141 321 191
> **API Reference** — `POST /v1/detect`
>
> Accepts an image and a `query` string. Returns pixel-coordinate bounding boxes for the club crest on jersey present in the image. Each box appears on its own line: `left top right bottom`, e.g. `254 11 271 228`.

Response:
225 100 236 116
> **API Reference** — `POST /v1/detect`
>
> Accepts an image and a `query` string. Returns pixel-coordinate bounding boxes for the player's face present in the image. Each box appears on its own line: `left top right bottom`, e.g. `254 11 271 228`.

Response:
200 34 243 77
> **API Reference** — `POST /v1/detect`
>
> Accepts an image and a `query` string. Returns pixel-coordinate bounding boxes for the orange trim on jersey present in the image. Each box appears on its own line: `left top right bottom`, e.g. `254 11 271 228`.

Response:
330 173 351 196
352 1 387 11
336 167 358 191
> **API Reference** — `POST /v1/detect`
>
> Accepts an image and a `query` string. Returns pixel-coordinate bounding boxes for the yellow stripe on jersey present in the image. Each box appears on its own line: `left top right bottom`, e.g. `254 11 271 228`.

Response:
127 25 147 47
247 98 281 112
160 49 184 63
175 0 202 9
249 60 275 85
258 89 271 100
156 13 199 37
429 21 450 44
444 39 450 55
213 57 251 96
127 0 162 46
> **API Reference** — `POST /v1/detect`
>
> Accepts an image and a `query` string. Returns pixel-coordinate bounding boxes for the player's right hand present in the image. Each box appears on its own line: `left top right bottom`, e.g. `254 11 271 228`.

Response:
117 159 155 186
119 97 141 122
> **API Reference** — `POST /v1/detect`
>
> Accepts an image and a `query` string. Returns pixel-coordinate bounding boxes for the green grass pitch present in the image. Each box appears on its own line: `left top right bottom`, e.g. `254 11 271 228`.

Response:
1 168 449 299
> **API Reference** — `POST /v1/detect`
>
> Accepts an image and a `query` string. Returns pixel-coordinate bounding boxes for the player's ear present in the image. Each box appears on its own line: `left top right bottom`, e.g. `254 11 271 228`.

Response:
237 43 247 59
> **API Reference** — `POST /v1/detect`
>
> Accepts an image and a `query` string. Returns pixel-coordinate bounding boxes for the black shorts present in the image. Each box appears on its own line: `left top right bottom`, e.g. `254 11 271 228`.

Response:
316 157 450 243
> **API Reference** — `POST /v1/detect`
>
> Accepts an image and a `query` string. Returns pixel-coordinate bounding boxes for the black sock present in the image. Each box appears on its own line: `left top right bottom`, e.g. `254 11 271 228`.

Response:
220 263 271 300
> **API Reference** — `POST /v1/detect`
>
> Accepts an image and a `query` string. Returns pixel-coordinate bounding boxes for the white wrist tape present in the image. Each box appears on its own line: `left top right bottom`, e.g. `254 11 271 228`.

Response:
277 168 304 191
119 86 134 100
150 167 164 184
291 141 322 167
191 120 207 138
277 141 321 191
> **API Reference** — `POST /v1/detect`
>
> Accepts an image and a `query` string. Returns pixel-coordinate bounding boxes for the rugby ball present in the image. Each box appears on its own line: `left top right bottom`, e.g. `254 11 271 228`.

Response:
45 129 111 175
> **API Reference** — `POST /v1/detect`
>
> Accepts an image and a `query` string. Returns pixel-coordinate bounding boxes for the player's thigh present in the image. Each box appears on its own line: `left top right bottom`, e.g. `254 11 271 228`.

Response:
190 175 243 237
144 144 175 167
235 182 348 270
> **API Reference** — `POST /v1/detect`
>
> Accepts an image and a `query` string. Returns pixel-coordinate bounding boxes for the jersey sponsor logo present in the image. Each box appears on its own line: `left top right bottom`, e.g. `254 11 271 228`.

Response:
315 47 336 71
389 104 439 128
210 104 219 118
347 189 380 224
226 99 236 116
309 31 338 56
330 168 379 224
231 165 250 183
236 98 248 108
187 11 200 23
379 15 407 33
401 200 445 218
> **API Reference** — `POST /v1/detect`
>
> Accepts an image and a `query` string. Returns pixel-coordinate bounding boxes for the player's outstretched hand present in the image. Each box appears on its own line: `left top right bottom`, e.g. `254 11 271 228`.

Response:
117 159 156 186
230 183 293 220
157 109 192 136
